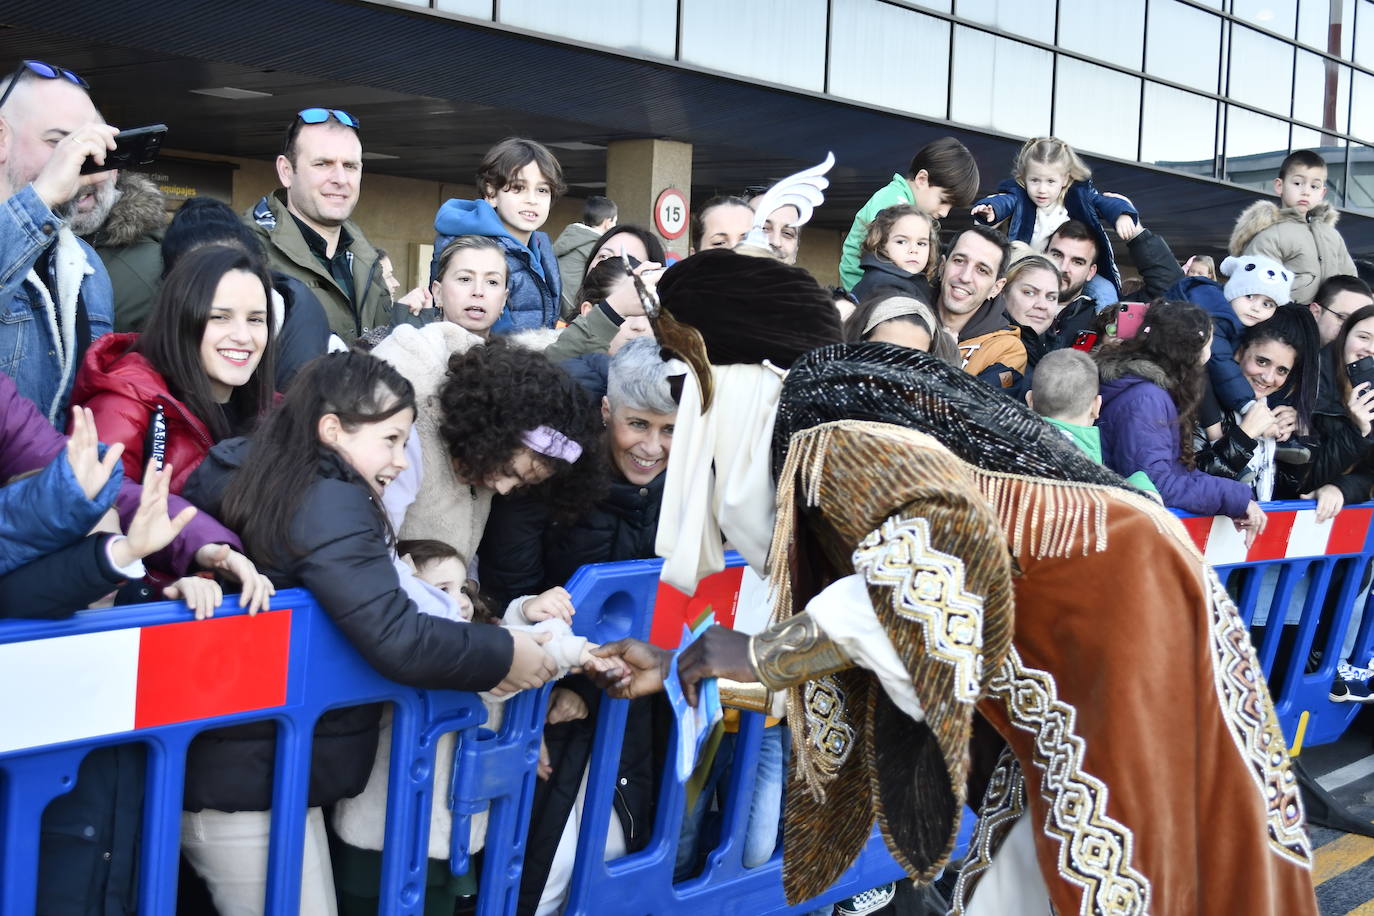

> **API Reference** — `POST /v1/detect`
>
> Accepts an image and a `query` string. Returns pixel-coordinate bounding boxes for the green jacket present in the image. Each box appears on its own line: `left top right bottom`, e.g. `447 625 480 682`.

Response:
839 173 915 291
1046 418 1159 494
246 190 389 344
543 305 620 363
85 172 166 333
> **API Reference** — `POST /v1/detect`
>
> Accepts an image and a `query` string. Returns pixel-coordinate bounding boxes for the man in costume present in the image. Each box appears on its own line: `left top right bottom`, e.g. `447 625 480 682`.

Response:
595 249 1319 914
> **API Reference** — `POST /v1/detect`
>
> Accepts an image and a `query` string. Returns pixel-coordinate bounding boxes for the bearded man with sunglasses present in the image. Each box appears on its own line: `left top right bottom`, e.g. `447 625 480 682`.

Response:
247 108 390 345
0 59 118 429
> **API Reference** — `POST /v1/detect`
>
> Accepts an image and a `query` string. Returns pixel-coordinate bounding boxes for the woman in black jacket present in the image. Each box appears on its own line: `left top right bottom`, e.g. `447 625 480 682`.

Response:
479 337 676 915
1300 305 1374 517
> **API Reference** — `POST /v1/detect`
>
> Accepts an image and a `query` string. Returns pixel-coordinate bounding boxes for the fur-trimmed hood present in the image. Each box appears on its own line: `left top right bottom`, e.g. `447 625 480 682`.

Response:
1229 199 1339 255
89 172 166 248
1095 350 1172 388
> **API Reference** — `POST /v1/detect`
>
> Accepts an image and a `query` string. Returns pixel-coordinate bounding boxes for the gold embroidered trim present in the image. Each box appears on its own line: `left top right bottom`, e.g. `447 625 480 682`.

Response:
852 515 986 703
951 746 1027 915
1204 569 1313 867
989 647 1152 916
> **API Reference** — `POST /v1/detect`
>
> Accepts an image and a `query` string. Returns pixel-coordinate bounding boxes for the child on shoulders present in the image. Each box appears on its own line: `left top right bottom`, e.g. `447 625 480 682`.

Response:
432 138 566 333
1229 149 1357 305
839 137 980 291
972 137 1137 306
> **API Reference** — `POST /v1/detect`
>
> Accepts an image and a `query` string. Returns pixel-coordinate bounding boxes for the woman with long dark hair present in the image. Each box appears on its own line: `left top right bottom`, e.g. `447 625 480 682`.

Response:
1096 298 1265 531
73 244 276 492
1193 304 1321 501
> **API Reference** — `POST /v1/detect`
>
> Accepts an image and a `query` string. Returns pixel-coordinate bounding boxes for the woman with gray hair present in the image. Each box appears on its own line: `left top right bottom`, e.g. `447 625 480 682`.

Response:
476 335 676 914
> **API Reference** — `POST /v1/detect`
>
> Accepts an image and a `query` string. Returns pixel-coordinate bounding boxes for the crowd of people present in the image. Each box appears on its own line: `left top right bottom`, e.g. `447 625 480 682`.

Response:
0 53 1362 916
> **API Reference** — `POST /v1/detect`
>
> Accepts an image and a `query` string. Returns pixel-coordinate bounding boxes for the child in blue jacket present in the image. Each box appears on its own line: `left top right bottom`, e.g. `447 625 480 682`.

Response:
1165 254 1294 413
432 138 565 333
972 136 1137 307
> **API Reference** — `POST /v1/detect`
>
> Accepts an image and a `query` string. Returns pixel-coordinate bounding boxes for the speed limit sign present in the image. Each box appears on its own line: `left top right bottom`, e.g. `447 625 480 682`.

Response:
654 188 689 240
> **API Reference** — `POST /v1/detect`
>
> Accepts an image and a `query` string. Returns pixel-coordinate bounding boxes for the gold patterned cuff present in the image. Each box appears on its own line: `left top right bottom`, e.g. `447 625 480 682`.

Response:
718 679 774 714
748 613 851 691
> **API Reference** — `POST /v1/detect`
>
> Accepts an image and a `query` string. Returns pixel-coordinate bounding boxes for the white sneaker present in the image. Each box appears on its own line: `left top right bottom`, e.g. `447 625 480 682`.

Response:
834 883 896 916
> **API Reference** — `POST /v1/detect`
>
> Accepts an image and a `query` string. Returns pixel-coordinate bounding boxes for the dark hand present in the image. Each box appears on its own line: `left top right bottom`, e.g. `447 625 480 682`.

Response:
678 626 755 707
589 638 670 698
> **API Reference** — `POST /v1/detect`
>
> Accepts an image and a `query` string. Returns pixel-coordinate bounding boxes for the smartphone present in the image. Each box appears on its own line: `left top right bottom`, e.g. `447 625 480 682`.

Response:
1115 301 1150 340
1070 330 1098 352
1347 355 1374 392
80 124 167 174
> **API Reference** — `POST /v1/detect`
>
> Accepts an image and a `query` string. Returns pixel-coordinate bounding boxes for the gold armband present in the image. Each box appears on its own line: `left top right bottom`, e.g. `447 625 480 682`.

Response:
747 613 851 691
717 678 774 714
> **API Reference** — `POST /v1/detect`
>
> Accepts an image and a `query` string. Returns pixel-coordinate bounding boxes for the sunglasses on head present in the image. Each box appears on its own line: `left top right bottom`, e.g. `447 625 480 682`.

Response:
296 107 360 129
0 59 89 112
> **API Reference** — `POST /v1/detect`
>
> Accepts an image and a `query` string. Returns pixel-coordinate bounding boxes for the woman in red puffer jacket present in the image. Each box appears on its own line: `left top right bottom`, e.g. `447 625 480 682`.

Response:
73 244 276 493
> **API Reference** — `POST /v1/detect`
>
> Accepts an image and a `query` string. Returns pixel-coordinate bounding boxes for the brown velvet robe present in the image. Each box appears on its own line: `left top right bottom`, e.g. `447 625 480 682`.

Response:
770 421 1317 915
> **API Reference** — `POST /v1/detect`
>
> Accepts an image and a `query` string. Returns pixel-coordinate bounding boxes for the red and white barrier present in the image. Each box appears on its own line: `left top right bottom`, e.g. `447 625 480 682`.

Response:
0 609 292 754
1178 508 1374 567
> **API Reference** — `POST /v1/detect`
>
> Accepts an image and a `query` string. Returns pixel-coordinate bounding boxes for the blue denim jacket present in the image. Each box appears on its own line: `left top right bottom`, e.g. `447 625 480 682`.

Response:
0 186 113 428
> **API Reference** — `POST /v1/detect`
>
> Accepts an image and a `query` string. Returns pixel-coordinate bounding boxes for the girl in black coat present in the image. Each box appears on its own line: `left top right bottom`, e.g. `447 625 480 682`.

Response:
849 204 938 307
180 351 597 914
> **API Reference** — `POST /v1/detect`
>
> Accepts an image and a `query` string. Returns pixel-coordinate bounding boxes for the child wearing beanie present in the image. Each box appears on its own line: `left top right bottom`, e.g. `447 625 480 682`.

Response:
1164 253 1294 412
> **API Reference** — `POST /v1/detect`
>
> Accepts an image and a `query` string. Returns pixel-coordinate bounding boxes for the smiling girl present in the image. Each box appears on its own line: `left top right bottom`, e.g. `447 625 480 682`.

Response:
73 244 276 493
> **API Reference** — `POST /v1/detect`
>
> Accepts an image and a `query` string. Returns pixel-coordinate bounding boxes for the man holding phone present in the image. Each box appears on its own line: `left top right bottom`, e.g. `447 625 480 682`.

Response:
0 59 117 429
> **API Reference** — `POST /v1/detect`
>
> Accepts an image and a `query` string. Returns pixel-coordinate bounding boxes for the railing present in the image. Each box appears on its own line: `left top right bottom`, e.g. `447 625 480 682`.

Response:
5 499 1367 913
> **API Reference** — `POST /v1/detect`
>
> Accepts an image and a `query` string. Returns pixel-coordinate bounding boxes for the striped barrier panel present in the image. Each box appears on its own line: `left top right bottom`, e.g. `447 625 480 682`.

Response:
1176 501 1374 747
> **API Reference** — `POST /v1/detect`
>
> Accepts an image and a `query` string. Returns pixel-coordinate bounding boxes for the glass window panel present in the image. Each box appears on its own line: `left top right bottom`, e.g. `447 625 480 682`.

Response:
1353 70 1374 145
1145 0 1221 93
435 0 493 16
912 0 952 11
949 27 1052 138
680 0 827 90
829 0 950 118
1057 0 1144 69
1294 50 1350 134
498 0 677 58
1228 24 1294 117
956 0 1055 44
1232 0 1297 37
1296 0 1353 54
1356 0 1374 68
1224 105 1292 191
1346 144 1374 213
1141 84 1216 173
1053 57 1141 161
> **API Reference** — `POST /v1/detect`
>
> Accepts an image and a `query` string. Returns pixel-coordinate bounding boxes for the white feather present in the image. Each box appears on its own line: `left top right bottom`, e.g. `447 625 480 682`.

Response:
742 152 836 252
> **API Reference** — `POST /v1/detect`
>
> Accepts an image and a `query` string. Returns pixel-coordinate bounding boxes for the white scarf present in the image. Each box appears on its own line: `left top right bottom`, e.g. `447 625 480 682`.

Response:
656 363 783 595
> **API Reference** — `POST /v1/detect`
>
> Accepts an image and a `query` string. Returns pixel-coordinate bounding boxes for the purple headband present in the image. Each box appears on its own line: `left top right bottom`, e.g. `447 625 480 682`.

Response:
522 425 582 463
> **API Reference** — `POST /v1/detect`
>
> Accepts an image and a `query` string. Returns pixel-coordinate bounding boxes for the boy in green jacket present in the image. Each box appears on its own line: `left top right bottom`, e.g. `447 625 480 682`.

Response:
838 137 982 291
1028 349 1159 495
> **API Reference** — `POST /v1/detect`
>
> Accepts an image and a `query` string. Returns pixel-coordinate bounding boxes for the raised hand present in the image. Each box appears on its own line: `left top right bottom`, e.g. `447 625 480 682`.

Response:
31 121 119 212
65 406 124 501
109 460 197 568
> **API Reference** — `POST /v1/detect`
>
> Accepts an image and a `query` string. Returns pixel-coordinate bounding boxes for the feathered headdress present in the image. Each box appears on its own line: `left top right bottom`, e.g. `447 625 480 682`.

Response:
740 151 835 254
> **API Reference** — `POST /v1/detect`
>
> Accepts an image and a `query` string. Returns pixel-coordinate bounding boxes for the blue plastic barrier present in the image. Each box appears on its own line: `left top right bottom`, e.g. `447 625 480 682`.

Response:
0 555 930 915
1174 500 1374 747
0 590 545 916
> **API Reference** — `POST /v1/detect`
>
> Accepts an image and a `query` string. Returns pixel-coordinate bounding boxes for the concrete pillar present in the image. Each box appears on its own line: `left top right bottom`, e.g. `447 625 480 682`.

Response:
605 139 694 260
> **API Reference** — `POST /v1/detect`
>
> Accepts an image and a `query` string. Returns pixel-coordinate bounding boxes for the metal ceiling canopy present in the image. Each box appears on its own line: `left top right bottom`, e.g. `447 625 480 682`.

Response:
0 0 1367 260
